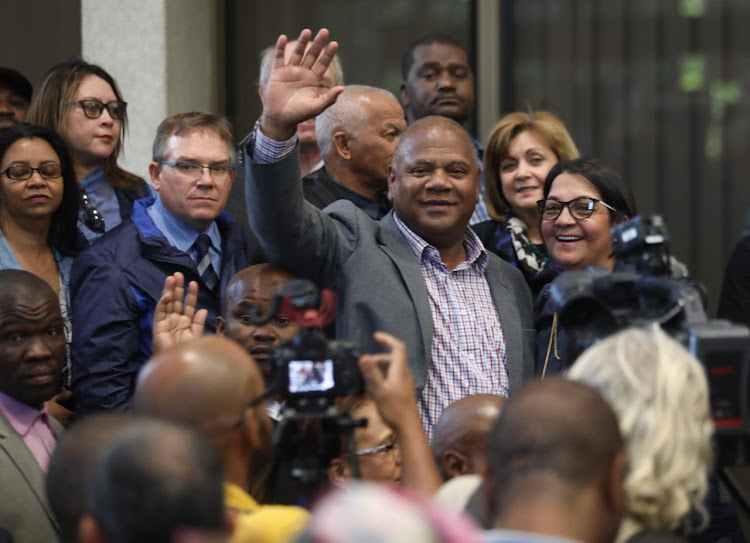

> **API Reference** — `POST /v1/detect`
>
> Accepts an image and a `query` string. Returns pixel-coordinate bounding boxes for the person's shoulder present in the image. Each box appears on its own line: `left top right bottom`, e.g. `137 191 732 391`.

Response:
486 251 526 285
232 504 309 543
75 219 139 261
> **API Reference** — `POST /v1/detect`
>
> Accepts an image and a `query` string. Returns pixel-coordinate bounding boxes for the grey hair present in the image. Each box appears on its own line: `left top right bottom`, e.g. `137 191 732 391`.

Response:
567 325 712 536
258 43 345 91
314 85 400 157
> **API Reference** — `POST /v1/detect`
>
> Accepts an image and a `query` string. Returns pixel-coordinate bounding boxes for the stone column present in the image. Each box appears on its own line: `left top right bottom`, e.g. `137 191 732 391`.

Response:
81 0 220 179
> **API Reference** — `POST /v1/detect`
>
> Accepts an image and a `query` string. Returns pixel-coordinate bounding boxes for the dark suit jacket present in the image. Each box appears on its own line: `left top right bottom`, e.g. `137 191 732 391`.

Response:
0 410 62 543
244 145 535 393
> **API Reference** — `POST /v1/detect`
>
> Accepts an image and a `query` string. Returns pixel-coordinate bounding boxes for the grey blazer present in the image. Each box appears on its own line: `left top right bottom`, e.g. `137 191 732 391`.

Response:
0 409 62 543
244 145 535 393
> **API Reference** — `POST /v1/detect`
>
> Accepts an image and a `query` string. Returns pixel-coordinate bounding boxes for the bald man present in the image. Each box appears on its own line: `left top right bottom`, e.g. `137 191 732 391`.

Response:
242 29 534 439
303 85 406 219
484 379 626 543
134 336 308 543
431 394 504 480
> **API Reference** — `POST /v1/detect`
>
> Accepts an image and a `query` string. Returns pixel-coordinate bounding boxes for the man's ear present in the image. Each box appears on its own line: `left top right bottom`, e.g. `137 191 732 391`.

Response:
443 449 470 479
602 451 628 516
216 316 225 336
399 83 409 109
148 161 162 191
387 165 396 202
327 456 352 488
78 514 108 543
332 131 352 160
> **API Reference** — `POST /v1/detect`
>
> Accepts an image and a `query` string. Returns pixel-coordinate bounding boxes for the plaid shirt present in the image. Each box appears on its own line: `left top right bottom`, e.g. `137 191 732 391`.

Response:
394 215 508 440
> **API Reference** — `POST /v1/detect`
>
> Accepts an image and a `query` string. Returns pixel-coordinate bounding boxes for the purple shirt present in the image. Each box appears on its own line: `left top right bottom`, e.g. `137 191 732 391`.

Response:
0 391 56 472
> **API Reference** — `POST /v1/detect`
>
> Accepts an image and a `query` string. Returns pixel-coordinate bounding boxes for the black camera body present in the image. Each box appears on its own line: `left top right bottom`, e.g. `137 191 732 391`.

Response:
275 327 363 412
547 215 750 437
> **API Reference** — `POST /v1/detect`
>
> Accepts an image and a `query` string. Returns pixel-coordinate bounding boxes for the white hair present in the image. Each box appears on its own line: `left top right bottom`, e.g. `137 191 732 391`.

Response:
567 325 712 537
258 44 344 91
314 85 400 157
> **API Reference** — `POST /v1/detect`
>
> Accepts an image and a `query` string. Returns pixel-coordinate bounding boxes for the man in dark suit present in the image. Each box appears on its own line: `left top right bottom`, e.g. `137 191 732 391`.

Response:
71 112 255 415
242 29 535 438
0 270 66 542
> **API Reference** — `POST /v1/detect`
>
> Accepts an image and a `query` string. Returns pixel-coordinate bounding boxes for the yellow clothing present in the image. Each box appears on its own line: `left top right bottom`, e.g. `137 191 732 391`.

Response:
225 482 309 543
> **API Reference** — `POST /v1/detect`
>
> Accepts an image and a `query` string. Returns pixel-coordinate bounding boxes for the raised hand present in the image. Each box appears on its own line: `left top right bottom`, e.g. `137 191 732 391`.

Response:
358 331 418 431
260 28 345 141
152 272 208 354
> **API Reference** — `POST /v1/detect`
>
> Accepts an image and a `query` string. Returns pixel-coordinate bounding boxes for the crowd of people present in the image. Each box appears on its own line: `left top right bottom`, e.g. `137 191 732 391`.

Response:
0 25 745 543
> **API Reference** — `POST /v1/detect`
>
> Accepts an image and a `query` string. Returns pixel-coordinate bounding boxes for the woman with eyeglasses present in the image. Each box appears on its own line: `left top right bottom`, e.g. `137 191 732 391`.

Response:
473 111 579 298
0 124 82 388
27 59 152 242
535 158 637 376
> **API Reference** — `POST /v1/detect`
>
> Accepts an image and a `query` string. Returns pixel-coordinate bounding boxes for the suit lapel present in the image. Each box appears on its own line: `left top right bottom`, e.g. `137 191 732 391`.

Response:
377 214 433 363
485 257 523 392
0 411 60 530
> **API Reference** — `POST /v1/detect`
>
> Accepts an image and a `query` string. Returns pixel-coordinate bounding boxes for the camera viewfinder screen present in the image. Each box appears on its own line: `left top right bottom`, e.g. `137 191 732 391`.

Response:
288 359 335 393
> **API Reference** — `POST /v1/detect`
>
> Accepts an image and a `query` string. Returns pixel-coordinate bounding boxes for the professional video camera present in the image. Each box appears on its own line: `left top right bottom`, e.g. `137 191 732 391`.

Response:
243 279 365 485
545 215 750 442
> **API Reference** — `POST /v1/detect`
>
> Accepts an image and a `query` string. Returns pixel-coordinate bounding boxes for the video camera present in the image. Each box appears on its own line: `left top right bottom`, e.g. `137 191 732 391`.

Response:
545 215 750 445
243 279 365 485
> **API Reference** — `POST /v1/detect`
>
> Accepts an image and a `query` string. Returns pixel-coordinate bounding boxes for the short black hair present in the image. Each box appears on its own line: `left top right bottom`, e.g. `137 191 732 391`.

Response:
401 34 466 81
543 157 637 220
87 420 225 543
46 414 146 543
0 124 82 256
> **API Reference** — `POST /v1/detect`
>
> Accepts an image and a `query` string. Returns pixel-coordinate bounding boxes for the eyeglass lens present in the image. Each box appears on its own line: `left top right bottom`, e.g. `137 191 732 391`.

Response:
3 163 62 180
540 197 598 220
77 100 126 120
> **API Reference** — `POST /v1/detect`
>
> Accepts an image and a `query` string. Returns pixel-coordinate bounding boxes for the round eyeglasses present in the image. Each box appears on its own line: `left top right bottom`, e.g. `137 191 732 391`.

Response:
158 161 235 182
71 99 127 120
537 196 616 221
1 163 62 181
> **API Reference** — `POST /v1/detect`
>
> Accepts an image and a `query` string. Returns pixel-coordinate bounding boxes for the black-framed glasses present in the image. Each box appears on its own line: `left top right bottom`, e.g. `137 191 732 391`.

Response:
71 99 127 120
158 161 235 182
537 196 617 221
353 439 399 457
1 163 62 181
79 189 105 233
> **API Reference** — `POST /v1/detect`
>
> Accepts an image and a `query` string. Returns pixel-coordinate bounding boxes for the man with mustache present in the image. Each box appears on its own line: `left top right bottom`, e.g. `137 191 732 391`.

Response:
400 35 489 224
0 269 66 542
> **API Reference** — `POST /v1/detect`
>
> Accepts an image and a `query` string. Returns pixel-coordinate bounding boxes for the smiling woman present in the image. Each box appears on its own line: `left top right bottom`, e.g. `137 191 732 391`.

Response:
473 111 579 298
27 59 153 242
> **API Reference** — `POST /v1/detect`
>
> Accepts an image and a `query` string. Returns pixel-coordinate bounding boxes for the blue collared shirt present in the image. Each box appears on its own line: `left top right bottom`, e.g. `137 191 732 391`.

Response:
146 197 222 274
79 165 122 242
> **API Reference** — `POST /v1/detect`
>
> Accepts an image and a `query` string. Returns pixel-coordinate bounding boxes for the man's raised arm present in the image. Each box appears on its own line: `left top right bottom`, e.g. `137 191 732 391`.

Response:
258 28 344 147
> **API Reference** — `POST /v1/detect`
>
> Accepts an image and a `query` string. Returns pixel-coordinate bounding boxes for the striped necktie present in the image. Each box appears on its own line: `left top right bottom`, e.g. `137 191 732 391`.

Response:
193 233 218 291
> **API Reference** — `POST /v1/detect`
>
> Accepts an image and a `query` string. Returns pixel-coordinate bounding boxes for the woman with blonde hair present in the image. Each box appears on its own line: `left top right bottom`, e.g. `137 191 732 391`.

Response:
568 325 713 543
27 59 152 242
473 111 579 297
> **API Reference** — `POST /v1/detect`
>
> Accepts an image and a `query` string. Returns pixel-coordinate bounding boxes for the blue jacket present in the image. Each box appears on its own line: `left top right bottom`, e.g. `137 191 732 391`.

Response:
70 198 256 414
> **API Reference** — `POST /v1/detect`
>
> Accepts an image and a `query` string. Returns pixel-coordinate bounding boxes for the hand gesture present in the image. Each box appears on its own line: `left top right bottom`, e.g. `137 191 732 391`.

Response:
358 331 418 431
152 272 207 354
46 390 74 427
260 28 344 141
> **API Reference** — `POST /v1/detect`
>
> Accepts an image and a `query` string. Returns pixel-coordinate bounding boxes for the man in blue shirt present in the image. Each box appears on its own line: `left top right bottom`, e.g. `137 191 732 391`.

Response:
70 112 256 415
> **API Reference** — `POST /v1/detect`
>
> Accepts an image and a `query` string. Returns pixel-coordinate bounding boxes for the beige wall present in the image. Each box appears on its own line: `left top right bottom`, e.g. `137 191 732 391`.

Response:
82 0 221 180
